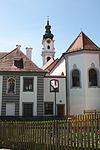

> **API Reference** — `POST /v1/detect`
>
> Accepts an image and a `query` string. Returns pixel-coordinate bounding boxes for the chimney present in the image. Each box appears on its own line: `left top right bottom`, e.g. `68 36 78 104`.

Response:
26 47 33 60
16 45 21 50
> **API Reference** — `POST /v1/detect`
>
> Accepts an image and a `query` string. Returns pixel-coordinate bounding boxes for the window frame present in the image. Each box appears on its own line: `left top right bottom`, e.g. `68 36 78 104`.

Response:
71 69 81 88
47 45 50 49
7 77 16 94
23 77 34 92
88 68 98 87
44 102 53 115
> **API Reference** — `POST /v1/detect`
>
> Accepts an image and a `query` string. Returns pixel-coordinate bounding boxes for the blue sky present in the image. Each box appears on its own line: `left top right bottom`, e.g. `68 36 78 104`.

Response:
0 0 100 67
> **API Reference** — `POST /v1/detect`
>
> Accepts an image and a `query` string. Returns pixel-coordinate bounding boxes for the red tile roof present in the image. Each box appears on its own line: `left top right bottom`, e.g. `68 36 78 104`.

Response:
66 32 100 53
42 58 59 72
0 48 45 72
0 52 8 59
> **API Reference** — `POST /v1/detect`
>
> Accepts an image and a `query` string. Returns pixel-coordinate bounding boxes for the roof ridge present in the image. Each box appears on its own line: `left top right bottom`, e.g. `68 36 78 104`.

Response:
0 48 17 60
66 31 100 53
82 32 99 49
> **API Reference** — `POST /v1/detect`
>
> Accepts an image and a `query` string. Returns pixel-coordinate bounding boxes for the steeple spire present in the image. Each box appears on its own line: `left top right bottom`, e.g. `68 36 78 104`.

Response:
41 19 55 66
47 16 49 26
43 18 54 40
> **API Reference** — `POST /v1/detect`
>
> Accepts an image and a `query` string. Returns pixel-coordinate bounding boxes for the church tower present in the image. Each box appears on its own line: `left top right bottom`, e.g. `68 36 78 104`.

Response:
41 19 55 66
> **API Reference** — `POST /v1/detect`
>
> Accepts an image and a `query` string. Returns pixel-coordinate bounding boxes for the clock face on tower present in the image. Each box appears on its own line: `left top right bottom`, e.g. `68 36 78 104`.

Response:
47 39 51 44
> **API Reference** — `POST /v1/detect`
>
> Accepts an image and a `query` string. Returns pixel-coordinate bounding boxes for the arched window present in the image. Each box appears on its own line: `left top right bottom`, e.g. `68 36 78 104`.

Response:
47 57 51 62
89 68 97 86
7 78 16 93
72 69 80 87
47 45 50 49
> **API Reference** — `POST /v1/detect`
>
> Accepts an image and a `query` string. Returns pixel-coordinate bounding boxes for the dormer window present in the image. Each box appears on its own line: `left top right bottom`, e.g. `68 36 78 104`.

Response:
14 58 23 69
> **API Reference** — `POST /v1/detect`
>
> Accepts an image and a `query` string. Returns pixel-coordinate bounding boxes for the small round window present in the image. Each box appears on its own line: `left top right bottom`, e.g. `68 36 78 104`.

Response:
47 40 51 44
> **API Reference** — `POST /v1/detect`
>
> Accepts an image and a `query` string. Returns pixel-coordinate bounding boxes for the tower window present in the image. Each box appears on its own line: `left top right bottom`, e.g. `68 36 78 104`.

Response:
47 40 51 44
47 45 50 49
89 68 97 86
47 57 51 62
72 69 80 87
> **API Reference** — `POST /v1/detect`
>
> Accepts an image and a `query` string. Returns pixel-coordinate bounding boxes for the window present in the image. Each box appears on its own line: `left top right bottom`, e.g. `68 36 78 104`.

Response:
7 78 16 93
47 45 50 49
47 57 51 62
44 102 53 115
89 68 97 86
23 77 34 92
14 58 23 69
72 69 80 87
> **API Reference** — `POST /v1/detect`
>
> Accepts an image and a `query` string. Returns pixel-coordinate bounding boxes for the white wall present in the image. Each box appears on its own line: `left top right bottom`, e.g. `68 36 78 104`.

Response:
68 53 100 115
19 76 37 116
44 77 66 115
42 38 55 52
0 76 3 115
50 58 66 75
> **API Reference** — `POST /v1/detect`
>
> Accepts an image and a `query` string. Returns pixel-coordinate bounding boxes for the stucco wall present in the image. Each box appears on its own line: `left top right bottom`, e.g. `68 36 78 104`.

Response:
44 77 66 115
50 58 66 75
20 76 37 116
68 53 100 115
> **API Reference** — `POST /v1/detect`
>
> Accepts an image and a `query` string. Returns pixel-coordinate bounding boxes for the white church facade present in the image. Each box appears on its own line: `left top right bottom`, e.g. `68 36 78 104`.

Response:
0 20 100 116
42 21 100 115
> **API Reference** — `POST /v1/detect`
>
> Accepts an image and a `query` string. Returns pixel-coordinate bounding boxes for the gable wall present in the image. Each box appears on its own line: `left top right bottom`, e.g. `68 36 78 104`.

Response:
50 59 66 75
44 77 66 115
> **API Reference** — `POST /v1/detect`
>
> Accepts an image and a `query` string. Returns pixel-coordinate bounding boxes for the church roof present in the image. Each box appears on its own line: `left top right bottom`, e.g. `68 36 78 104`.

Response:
43 19 54 40
66 32 100 53
0 48 45 72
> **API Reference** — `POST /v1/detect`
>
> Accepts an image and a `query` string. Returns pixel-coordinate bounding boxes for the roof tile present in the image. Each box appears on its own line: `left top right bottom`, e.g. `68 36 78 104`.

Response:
67 32 100 53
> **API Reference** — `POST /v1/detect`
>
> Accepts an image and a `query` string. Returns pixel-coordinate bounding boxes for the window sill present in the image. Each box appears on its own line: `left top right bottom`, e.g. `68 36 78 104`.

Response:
23 90 34 92
88 86 99 88
71 86 81 89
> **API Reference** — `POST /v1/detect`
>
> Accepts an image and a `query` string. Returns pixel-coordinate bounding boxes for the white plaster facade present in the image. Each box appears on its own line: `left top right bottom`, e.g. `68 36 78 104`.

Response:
19 76 37 116
49 51 100 115
42 38 55 66
44 77 66 115
67 52 100 115
50 58 66 75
